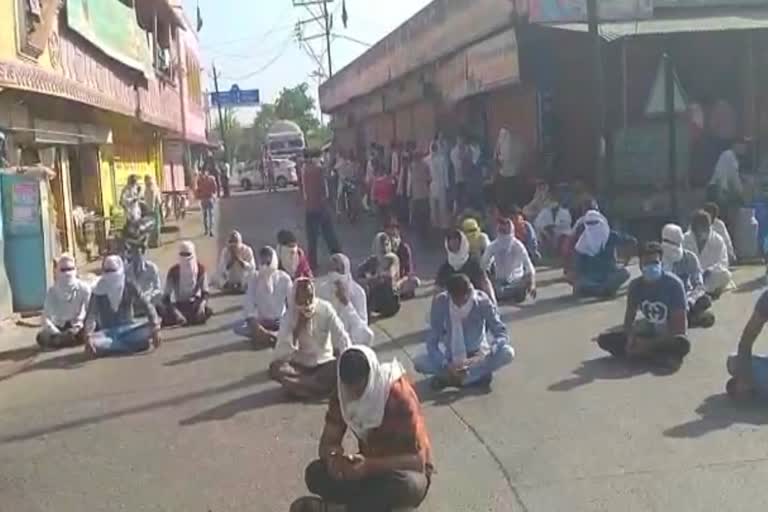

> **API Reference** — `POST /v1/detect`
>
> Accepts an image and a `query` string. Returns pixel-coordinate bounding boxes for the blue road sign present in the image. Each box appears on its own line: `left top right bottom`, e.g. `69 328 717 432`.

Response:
210 84 260 107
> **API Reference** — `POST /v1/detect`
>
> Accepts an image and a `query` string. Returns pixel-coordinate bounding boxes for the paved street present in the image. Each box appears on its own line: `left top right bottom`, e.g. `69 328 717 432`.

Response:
4 190 768 511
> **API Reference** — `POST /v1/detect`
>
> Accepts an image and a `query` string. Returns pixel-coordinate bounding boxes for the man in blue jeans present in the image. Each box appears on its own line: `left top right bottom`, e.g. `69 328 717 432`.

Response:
301 149 341 270
415 273 515 390
197 168 218 237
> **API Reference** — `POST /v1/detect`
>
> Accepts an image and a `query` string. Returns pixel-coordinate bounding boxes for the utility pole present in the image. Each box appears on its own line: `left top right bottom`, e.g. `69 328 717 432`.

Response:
664 52 679 220
293 0 335 78
587 0 607 199
211 63 229 162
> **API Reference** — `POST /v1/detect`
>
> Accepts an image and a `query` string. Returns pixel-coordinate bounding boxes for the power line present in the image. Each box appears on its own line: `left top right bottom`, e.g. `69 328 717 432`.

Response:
219 34 294 82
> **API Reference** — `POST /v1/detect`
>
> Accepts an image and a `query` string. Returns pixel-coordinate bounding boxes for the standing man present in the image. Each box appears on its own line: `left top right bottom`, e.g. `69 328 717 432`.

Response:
450 134 470 213
220 160 231 198
301 148 342 271
708 139 746 209
494 128 525 211
196 168 218 237
120 174 142 222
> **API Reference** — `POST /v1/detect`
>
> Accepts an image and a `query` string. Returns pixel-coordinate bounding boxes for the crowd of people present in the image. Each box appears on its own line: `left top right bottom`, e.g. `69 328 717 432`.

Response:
35 131 768 512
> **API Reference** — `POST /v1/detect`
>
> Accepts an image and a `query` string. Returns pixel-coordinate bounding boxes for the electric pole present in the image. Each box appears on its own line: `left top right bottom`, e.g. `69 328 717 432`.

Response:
293 0 335 78
587 0 607 199
211 63 230 162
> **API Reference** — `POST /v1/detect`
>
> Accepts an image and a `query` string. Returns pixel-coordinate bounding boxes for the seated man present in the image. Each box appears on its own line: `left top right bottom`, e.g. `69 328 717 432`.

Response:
703 202 736 263
482 217 536 304
37 254 91 350
84 255 161 357
234 246 293 348
597 242 690 368
161 241 213 326
461 217 491 262
216 230 255 293
436 229 496 303
384 218 421 299
572 210 634 298
511 207 541 264
357 233 402 318
277 229 313 280
661 224 715 328
293 346 433 512
125 244 163 317
318 253 374 346
269 278 351 400
534 193 572 259
415 274 515 390
727 287 768 398
683 209 733 297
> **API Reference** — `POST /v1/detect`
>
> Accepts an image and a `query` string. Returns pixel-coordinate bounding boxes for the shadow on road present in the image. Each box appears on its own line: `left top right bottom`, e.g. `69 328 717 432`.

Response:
735 276 766 295
179 386 288 426
0 370 271 445
663 393 768 438
549 356 676 392
164 340 256 367
413 378 492 406
161 322 238 343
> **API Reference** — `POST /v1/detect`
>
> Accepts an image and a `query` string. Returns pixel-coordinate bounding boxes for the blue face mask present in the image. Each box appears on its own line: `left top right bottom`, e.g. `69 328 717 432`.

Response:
642 262 663 281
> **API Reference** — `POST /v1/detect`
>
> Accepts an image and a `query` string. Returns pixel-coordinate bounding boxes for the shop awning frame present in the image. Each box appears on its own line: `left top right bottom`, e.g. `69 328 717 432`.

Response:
544 9 768 41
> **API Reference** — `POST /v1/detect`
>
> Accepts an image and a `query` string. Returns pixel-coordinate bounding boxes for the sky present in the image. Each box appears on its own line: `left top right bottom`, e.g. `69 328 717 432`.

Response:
182 0 432 123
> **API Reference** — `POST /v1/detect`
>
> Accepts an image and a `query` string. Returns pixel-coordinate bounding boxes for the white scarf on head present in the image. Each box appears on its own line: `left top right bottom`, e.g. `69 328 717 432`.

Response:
93 255 125 311
495 220 516 253
327 253 353 292
661 224 685 269
446 232 471 271
255 247 279 295
448 290 479 364
372 232 391 268
278 244 300 276
178 241 198 294
53 254 79 302
338 345 405 440
575 210 610 257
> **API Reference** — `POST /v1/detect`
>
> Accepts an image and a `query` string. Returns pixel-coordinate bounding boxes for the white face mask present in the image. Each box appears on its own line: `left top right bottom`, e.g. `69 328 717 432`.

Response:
327 271 344 283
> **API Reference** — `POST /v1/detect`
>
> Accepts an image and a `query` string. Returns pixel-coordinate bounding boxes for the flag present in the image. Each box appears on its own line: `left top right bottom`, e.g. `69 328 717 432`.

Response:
341 0 349 28
196 3 203 32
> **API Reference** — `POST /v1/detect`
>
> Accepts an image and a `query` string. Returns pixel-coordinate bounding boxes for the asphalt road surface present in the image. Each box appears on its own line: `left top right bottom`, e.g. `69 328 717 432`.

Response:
3 189 768 512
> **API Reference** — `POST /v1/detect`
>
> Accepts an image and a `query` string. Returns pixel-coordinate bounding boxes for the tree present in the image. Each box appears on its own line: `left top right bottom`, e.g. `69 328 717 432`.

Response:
274 83 320 135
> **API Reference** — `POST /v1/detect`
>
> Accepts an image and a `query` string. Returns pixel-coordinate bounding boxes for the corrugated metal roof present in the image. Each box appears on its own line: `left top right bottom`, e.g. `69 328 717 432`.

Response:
546 10 768 41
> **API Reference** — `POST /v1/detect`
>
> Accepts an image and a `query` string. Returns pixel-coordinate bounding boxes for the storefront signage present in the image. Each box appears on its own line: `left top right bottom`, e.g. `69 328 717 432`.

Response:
655 0 768 6
320 0 517 111
9 182 39 229
138 79 182 132
0 59 135 118
527 0 652 23
66 0 153 76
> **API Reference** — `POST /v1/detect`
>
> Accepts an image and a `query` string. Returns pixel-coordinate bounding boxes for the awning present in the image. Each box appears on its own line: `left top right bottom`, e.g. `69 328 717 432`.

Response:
544 10 768 41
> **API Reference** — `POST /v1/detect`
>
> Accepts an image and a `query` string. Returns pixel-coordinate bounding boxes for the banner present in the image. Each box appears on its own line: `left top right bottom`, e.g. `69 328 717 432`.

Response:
66 0 152 76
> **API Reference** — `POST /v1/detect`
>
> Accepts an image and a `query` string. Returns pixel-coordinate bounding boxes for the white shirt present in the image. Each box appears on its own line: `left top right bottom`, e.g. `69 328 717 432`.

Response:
710 149 743 196
683 230 729 272
243 270 292 321
318 277 374 346
534 205 573 239
217 245 255 286
428 154 449 199
450 145 466 183
42 281 91 333
273 299 351 367
482 236 535 283
712 218 736 260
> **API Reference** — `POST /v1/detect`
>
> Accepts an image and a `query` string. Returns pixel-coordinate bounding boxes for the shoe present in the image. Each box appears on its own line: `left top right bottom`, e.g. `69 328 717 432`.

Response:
690 310 715 329
467 374 493 389
430 375 451 391
289 497 345 512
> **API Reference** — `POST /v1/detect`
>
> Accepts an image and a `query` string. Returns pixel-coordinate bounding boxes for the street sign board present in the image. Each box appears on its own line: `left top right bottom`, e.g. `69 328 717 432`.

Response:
209 84 260 107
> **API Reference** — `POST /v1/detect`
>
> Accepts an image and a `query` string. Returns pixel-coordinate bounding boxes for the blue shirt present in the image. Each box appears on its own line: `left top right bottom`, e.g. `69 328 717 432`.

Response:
576 231 635 285
425 291 509 370
627 272 687 332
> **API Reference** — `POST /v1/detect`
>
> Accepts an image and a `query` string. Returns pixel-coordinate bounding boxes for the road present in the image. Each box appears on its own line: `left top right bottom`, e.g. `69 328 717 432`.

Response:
3 189 768 511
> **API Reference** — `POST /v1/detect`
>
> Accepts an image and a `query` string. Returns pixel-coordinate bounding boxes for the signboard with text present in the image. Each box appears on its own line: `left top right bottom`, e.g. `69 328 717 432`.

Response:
209 85 260 107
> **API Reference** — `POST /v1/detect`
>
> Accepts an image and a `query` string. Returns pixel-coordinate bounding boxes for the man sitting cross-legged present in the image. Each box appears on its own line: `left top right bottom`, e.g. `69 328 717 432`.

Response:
414 274 515 390
597 242 691 369
291 346 433 512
